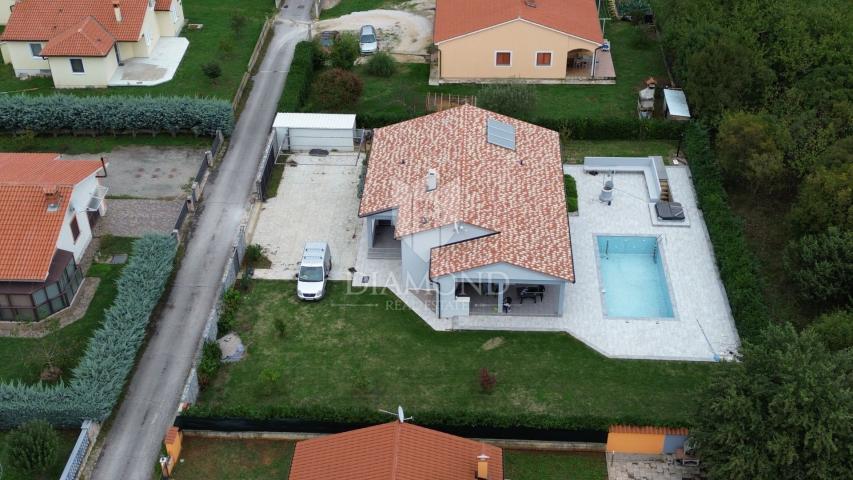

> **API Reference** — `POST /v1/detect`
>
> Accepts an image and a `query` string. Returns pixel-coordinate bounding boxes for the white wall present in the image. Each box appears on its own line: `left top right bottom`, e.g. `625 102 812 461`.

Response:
133 5 162 58
0 0 15 25
278 127 355 152
401 222 494 289
48 51 118 88
155 0 185 37
56 174 102 261
3 41 51 76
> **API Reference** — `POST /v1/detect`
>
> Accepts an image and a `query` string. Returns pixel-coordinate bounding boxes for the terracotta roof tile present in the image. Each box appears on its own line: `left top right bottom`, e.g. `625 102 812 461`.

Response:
434 0 604 44
609 425 690 436
1 0 149 45
0 153 103 281
289 421 504 480
40 16 115 57
154 0 171 11
359 105 574 281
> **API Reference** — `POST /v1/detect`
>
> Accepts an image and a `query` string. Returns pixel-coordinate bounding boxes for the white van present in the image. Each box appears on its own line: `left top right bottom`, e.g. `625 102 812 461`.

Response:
296 242 332 300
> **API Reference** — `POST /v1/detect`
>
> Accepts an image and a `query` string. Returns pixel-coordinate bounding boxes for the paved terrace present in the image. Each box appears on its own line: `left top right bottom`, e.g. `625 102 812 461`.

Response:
109 37 188 87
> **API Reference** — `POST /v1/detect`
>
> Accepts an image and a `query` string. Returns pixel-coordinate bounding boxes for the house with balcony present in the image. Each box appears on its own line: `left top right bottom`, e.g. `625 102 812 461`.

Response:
358 104 574 320
0 0 186 88
431 0 614 85
0 153 107 321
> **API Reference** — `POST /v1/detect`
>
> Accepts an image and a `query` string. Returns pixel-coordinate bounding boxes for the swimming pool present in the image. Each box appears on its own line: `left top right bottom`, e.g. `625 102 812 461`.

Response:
596 235 675 318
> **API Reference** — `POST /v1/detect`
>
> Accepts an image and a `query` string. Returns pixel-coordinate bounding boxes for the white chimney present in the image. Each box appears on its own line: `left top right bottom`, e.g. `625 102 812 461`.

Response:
425 169 438 192
476 454 490 480
113 1 122 22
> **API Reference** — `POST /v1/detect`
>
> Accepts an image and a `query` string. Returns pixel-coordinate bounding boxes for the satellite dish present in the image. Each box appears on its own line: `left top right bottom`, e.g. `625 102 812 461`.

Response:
379 405 414 423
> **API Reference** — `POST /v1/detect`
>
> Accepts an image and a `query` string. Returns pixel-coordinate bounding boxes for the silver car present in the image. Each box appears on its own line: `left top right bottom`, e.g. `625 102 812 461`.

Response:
359 25 378 55
296 242 332 301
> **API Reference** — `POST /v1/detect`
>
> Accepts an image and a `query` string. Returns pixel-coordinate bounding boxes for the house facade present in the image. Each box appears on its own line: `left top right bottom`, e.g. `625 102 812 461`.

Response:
0 153 107 321
433 0 611 84
359 105 574 319
1 0 14 25
0 0 185 88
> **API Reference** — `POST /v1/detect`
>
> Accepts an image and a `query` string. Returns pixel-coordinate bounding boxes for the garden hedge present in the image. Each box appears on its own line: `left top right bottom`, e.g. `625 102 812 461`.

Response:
684 123 769 342
0 234 177 428
0 95 233 135
278 41 316 112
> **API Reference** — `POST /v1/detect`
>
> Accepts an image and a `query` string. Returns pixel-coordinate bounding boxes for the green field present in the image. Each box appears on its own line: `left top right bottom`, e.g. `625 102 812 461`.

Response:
175 437 295 480
504 450 607 480
0 237 135 384
0 429 79 480
319 0 407 19
198 281 713 428
349 22 669 120
562 139 679 163
0 0 274 99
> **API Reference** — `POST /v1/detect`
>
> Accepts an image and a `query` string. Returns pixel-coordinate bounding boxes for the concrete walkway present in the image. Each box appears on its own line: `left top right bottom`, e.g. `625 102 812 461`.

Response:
90 4 312 479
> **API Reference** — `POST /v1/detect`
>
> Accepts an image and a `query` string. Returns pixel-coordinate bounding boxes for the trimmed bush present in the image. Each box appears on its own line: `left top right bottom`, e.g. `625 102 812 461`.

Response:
0 95 233 135
684 123 769 342
0 234 177 428
197 342 223 389
311 68 363 112
564 175 578 213
4 420 59 473
278 41 317 112
365 52 397 77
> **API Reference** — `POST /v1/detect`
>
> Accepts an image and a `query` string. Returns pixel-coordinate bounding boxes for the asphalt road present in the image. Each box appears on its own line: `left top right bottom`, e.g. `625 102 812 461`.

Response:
90 3 312 479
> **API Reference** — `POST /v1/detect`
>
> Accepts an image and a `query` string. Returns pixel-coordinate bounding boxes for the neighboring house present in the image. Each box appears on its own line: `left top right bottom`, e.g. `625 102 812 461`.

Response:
0 0 185 88
1 0 15 25
289 419 504 480
432 0 613 84
359 104 574 319
0 153 107 322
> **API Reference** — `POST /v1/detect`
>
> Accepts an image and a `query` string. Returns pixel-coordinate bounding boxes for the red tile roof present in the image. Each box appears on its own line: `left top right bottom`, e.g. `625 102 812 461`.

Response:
154 0 171 11
359 105 574 282
1 0 149 56
40 17 115 57
289 421 504 480
0 153 103 282
434 0 604 44
609 425 690 436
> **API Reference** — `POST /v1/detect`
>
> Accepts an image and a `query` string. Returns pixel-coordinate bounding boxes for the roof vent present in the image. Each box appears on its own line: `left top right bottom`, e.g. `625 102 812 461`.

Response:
425 169 438 192
476 454 490 479
486 118 515 150
43 187 60 212
113 1 122 22
524 0 537 7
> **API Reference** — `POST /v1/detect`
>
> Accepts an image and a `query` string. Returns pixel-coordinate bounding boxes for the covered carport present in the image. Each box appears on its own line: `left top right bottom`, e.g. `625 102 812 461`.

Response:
273 113 357 152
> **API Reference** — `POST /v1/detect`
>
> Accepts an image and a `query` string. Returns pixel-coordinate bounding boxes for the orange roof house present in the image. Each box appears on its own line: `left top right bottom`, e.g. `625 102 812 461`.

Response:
289 421 504 480
0 153 107 322
359 105 573 320
432 0 613 84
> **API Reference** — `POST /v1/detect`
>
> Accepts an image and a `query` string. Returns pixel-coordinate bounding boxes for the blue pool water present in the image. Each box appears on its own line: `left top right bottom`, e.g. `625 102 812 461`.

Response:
597 236 674 318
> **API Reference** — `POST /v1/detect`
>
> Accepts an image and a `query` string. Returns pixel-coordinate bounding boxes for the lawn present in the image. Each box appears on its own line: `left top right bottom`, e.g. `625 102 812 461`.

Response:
198 281 714 428
319 0 407 19
0 429 79 480
504 450 607 480
349 21 669 120
562 139 679 163
174 437 295 480
0 236 135 384
0 0 275 99
0 134 210 154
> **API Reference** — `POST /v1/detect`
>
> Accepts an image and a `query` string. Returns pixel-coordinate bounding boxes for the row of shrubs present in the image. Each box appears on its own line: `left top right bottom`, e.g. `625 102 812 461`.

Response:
684 124 770 342
0 234 177 428
278 42 318 112
0 95 234 136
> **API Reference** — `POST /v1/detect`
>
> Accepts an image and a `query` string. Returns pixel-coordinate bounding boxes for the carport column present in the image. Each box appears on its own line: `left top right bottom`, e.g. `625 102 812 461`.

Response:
496 277 505 313
557 282 567 316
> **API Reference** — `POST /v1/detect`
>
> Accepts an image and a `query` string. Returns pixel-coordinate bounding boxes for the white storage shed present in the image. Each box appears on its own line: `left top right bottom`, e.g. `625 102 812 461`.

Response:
273 113 357 152
663 89 691 121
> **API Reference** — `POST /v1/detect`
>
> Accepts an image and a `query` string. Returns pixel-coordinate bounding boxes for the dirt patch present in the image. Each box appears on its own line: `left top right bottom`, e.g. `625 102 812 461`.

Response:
481 336 505 351
314 8 433 58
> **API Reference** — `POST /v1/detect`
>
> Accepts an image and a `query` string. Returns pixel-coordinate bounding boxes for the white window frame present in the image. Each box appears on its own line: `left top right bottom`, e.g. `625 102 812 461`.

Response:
29 43 43 58
494 50 512 67
69 58 85 74
534 50 553 67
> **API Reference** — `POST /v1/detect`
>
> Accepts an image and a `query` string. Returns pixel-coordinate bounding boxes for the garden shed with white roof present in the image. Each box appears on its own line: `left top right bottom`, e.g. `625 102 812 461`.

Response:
273 113 357 152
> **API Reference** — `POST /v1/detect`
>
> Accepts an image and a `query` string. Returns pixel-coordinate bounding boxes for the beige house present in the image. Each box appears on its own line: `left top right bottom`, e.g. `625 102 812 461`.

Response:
432 0 615 85
0 0 185 88
1 0 15 25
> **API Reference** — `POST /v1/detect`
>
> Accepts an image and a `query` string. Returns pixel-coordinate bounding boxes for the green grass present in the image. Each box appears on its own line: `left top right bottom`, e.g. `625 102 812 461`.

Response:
198 281 714 428
0 134 210 154
504 450 607 480
0 237 135 384
564 175 579 213
350 22 669 120
319 0 407 19
562 139 679 163
265 162 286 198
0 429 79 480
0 0 275 99
175 437 295 479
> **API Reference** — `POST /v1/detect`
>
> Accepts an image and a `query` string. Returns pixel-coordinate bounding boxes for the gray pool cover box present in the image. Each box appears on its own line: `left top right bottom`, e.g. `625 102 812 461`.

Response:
655 201 685 220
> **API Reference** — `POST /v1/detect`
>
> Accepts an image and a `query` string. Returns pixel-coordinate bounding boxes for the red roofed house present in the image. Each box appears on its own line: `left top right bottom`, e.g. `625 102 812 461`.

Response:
432 0 614 84
289 420 504 480
0 153 108 321
359 104 573 319
1 0 15 25
0 0 185 88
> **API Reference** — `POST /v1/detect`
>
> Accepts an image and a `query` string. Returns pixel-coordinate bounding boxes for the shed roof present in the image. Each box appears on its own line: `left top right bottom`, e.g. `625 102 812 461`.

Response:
273 113 357 130
663 89 691 118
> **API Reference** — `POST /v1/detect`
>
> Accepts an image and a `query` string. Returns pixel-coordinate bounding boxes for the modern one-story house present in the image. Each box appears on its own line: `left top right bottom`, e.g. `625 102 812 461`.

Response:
359 104 574 319
289 418 504 480
0 0 186 88
432 0 613 84
0 153 107 321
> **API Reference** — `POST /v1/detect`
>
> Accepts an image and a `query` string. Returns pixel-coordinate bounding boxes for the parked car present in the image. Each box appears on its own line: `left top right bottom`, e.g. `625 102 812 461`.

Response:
318 30 340 53
359 25 378 54
296 242 332 301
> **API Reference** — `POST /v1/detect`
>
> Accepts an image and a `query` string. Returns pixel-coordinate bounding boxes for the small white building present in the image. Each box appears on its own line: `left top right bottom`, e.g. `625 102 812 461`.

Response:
663 88 691 121
273 113 357 153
